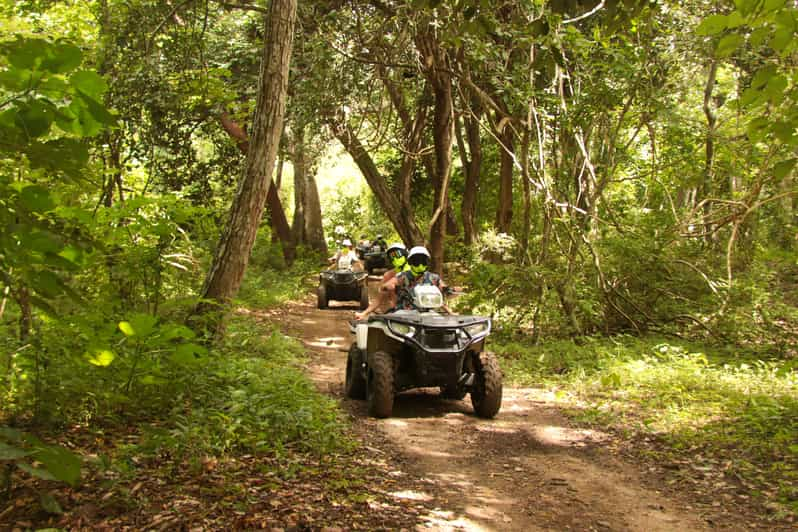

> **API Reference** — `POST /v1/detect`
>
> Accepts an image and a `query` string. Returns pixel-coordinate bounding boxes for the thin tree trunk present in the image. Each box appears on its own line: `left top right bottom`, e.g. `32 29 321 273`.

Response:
292 126 307 245
703 60 718 245
457 97 483 247
197 0 297 318
304 171 327 254
496 117 514 233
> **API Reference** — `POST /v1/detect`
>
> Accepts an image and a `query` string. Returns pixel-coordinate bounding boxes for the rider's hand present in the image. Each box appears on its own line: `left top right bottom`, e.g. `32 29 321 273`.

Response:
355 311 366 320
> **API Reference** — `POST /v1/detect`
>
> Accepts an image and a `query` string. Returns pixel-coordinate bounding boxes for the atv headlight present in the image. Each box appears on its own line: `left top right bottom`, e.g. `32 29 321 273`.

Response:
390 322 416 337
465 322 489 338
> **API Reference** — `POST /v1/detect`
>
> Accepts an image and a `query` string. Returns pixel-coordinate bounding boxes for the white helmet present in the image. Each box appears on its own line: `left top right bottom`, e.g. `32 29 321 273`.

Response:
342 238 353 247
407 246 431 274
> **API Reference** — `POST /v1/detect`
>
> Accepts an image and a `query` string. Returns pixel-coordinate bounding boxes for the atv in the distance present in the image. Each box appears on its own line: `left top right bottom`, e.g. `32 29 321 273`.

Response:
357 242 389 274
318 269 369 310
346 285 502 418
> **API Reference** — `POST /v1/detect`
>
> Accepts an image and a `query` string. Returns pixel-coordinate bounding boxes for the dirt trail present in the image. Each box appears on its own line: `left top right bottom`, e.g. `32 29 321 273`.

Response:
271 280 734 531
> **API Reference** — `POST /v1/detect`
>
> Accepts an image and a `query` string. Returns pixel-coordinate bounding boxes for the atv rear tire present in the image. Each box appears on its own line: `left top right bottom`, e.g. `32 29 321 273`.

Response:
317 284 328 309
345 344 366 399
359 285 369 310
471 352 502 418
367 351 394 418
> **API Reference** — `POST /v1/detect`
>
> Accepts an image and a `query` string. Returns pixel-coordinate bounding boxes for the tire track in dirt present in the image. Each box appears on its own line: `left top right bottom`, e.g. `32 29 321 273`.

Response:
269 279 733 531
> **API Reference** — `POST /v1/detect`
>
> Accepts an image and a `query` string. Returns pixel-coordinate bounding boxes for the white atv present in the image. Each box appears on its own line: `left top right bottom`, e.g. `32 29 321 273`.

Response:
346 285 502 418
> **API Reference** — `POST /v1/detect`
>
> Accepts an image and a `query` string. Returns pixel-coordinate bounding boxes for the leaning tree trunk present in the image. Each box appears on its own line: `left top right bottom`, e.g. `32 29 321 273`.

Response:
219 112 295 263
197 0 296 318
333 122 425 246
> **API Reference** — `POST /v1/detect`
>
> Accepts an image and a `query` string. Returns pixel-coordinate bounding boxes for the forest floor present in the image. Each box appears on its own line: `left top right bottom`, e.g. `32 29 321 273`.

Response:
257 276 793 532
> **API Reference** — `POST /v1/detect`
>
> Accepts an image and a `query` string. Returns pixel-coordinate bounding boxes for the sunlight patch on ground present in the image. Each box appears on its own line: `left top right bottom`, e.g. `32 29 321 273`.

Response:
422 509 488 531
406 446 454 459
305 336 345 349
534 425 609 447
390 490 433 502
300 318 318 325
385 419 409 428
473 425 520 435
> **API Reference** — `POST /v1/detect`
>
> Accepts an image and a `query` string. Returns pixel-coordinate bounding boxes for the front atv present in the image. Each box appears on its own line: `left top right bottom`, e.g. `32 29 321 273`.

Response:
345 285 502 418
318 269 369 310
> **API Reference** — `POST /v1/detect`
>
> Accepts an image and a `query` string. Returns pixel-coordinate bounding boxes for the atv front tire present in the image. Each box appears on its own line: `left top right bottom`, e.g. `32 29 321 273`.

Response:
345 344 367 399
317 284 328 309
367 351 394 418
359 285 369 310
471 352 502 418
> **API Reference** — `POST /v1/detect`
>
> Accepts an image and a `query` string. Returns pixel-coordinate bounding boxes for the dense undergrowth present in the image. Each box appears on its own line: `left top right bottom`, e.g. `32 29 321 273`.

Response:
491 334 798 517
1 252 347 517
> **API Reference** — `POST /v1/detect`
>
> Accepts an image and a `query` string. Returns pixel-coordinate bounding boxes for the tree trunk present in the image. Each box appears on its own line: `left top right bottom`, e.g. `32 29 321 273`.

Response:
457 95 483 247
291 126 307 245
416 30 454 274
702 60 718 245
304 171 327 254
219 112 296 264
496 117 514 233
198 0 296 318
333 122 425 245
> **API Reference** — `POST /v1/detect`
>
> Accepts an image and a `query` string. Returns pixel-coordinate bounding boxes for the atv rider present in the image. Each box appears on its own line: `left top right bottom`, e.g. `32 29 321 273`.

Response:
328 239 362 271
370 245 451 315
355 242 410 320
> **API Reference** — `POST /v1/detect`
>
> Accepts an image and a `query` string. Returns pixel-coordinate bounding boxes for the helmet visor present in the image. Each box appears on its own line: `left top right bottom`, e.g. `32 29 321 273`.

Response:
387 248 406 260
407 254 429 267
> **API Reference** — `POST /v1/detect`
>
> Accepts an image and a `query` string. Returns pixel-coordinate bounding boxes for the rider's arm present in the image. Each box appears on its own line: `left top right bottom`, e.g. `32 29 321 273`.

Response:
356 276 398 320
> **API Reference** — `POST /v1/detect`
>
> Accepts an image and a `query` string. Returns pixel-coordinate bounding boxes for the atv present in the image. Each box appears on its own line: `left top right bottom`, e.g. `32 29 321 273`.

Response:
357 242 389 274
318 269 369 310
345 284 502 419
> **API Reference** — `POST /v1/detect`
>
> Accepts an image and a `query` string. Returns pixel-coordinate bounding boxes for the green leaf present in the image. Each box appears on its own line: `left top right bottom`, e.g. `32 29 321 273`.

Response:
77 91 116 128
774 158 797 180
764 0 787 12
26 138 90 177
30 270 63 298
5 38 49 70
40 492 64 514
85 348 116 367
696 15 728 36
69 70 107 99
15 100 55 138
751 66 777 90
41 43 82 74
119 313 158 338
170 343 208 365
19 184 55 212
17 462 58 481
0 442 30 460
770 28 792 52
0 67 31 91
34 445 81 485
28 295 58 316
725 11 745 28
161 324 197 341
750 27 771 47
716 34 743 57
